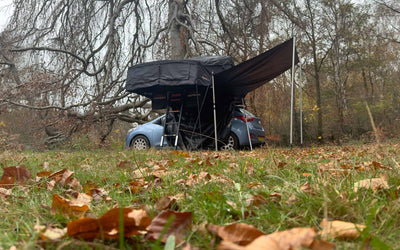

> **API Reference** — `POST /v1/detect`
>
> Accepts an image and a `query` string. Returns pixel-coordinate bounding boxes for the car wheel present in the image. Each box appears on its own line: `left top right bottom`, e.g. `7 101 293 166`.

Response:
221 133 239 150
130 135 150 150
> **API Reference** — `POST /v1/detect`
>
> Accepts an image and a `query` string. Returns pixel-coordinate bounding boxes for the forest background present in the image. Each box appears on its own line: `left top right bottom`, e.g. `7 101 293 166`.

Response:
0 0 399 150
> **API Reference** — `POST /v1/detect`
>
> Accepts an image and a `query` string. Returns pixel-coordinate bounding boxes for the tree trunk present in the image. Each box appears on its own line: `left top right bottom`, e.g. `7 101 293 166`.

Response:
168 0 188 59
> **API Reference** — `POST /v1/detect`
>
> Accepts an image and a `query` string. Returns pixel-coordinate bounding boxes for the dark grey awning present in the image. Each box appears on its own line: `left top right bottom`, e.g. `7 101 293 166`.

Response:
214 38 299 99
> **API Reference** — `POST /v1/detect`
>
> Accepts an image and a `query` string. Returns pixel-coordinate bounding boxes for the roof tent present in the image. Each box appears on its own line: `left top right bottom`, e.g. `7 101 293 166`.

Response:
126 56 234 109
125 38 298 150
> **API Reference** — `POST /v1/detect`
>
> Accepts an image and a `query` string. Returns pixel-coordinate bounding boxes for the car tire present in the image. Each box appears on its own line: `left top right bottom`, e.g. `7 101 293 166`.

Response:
221 133 239 150
130 135 150 150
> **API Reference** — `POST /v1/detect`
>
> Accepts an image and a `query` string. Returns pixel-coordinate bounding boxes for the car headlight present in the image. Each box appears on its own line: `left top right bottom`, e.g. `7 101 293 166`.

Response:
127 127 136 133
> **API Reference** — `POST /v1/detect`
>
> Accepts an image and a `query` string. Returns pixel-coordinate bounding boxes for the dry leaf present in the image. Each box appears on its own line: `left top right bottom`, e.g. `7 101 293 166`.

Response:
300 182 314 194
48 169 68 183
0 187 11 198
35 224 67 240
146 210 192 244
154 196 178 211
50 193 91 219
218 227 317 250
43 162 50 170
59 169 74 186
67 208 151 241
208 223 264 246
67 177 82 191
354 175 389 192
89 188 110 203
320 219 366 239
0 166 31 188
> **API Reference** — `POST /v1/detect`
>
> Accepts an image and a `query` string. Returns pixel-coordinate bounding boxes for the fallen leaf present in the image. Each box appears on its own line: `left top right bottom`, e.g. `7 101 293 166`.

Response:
146 210 192 244
67 177 82 191
354 175 389 192
89 188 110 203
67 208 151 241
154 196 178 211
277 162 287 168
0 166 31 188
218 227 317 250
50 193 91 219
208 223 264 246
300 182 314 194
320 219 366 239
59 169 74 186
0 187 11 198
35 224 67 240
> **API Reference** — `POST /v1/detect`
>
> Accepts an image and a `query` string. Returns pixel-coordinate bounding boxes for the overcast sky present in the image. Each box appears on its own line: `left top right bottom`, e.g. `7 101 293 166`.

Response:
0 0 13 32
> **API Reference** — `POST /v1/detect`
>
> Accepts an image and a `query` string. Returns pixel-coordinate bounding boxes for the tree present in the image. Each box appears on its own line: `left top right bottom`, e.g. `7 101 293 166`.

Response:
0 0 168 145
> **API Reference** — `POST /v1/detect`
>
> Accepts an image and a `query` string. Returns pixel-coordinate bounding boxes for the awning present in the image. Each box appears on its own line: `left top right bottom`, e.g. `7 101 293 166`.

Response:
215 38 299 98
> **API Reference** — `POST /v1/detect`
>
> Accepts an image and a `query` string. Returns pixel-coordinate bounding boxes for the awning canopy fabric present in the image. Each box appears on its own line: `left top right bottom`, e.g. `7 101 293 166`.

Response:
214 38 299 99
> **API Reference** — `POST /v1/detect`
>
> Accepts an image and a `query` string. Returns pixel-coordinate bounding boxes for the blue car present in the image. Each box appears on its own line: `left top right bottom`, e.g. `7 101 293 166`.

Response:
125 106 265 150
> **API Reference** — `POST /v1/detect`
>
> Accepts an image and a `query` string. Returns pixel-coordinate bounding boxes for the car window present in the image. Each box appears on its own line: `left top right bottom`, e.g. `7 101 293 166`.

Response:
154 116 165 126
238 108 255 117
153 116 165 125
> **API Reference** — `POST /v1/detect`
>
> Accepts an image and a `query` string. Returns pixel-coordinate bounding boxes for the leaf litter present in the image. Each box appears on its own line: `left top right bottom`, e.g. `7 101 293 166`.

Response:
1 143 399 249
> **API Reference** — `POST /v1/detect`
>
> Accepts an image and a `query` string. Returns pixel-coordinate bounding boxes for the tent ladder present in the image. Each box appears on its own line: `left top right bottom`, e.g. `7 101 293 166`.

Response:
160 93 184 149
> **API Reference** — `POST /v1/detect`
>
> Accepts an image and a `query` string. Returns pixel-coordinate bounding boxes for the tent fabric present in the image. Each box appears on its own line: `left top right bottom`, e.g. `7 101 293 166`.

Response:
215 38 299 99
125 56 234 99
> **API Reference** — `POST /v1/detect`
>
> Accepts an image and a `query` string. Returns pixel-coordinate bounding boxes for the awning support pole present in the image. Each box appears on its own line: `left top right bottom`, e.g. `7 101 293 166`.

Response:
242 98 253 151
212 73 218 151
299 62 303 145
290 35 296 146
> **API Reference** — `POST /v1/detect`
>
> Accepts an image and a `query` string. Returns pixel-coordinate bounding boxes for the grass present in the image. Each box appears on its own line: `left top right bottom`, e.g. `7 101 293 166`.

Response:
1 142 400 249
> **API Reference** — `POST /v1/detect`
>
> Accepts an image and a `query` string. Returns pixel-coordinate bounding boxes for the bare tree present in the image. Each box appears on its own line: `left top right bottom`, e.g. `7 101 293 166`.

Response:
0 0 172 145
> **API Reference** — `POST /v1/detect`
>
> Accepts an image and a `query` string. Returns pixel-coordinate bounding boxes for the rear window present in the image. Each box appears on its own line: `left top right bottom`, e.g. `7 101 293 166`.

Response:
238 108 255 117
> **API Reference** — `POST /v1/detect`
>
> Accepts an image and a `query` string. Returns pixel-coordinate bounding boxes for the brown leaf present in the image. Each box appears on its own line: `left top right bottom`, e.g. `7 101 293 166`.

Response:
0 166 31 188
48 169 67 183
300 182 314 194
218 227 317 250
35 224 67 241
83 180 99 194
67 208 151 241
50 193 90 219
154 196 178 211
354 175 389 192
146 210 192 244
66 217 100 240
320 219 365 240
277 161 287 168
36 171 52 178
0 187 12 198
98 208 152 239
67 177 82 190
59 169 74 186
89 188 110 203
208 223 264 246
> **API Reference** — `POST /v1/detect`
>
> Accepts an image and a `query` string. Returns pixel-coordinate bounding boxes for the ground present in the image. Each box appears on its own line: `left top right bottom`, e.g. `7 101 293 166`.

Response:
0 142 399 249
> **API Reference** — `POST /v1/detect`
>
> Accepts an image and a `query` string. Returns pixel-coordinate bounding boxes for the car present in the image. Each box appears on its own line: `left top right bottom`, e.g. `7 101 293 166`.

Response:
125 106 265 150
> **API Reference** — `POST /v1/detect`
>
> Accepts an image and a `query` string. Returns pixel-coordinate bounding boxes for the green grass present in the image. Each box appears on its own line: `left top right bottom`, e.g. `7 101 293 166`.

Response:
1 143 400 249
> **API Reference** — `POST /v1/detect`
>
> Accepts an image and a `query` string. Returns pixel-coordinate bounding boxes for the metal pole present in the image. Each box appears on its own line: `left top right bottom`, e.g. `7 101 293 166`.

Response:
299 63 303 145
212 73 218 151
290 36 296 146
242 98 253 151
